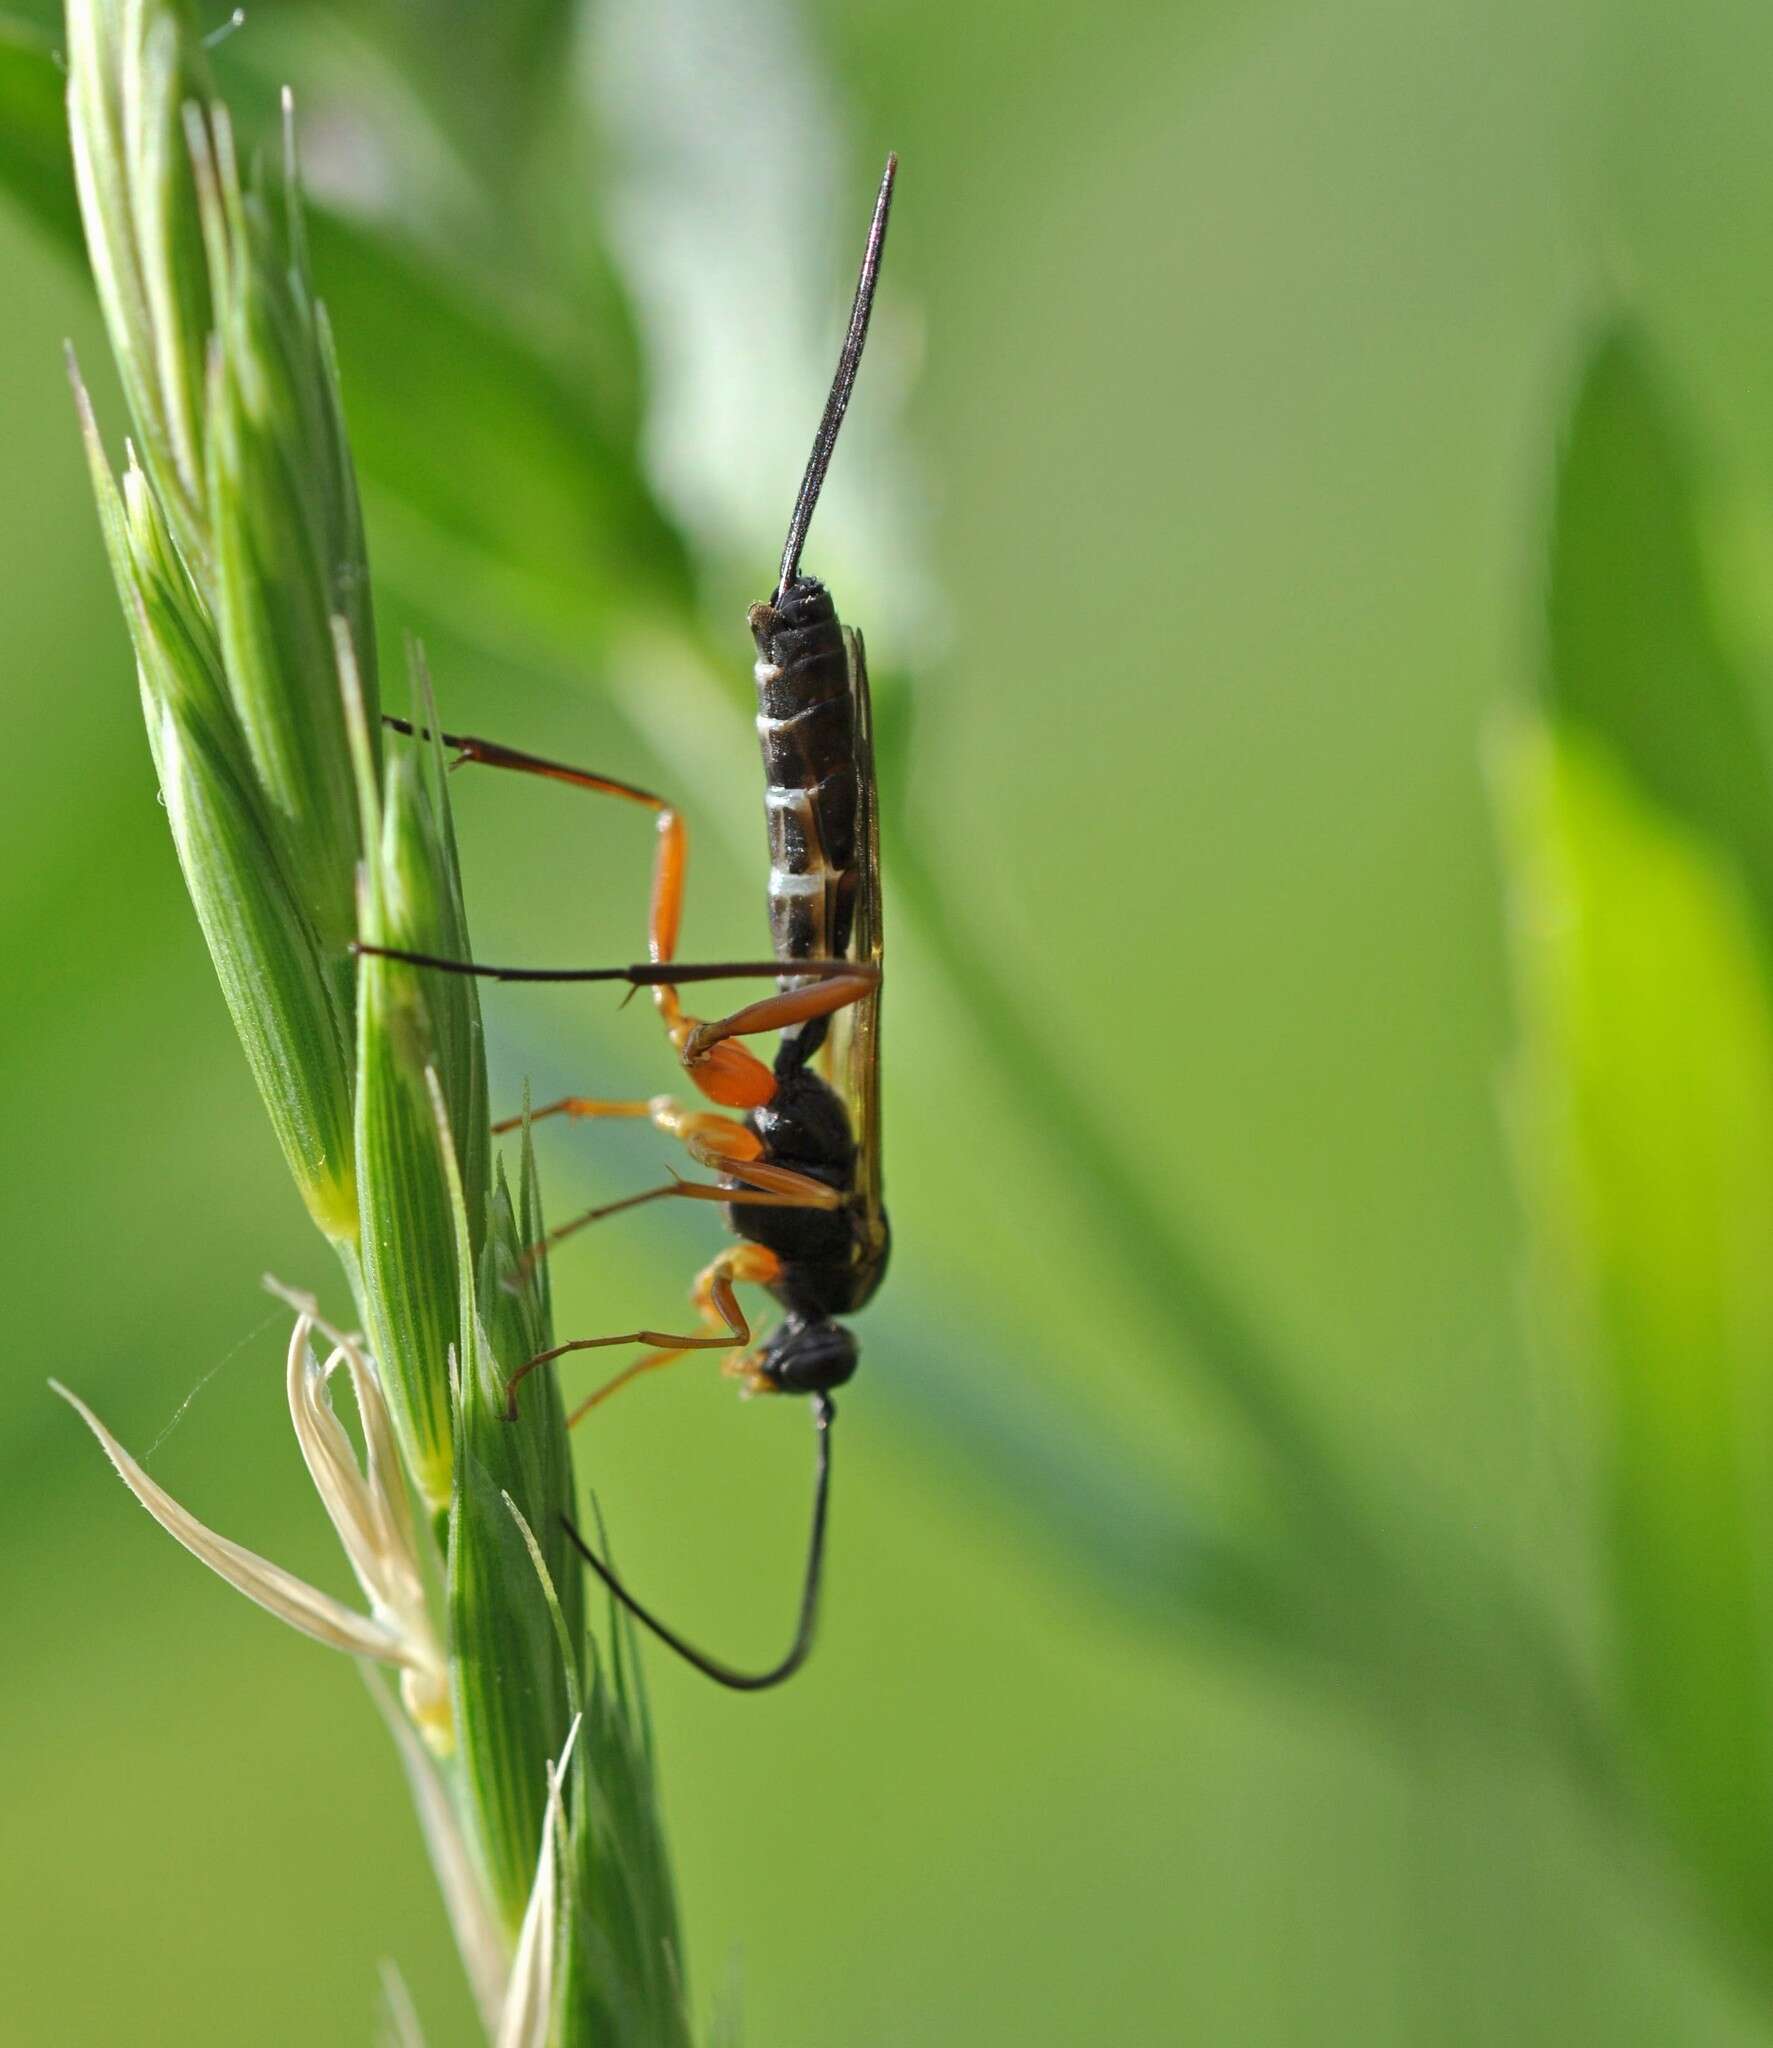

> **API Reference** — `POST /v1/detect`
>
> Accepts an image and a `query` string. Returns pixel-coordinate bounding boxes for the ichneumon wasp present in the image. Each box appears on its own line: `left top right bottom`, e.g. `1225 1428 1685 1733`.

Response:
359 155 898 1688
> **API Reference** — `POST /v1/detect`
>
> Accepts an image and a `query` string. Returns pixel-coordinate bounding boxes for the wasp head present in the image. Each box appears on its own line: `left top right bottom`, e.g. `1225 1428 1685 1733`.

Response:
758 1316 859 1396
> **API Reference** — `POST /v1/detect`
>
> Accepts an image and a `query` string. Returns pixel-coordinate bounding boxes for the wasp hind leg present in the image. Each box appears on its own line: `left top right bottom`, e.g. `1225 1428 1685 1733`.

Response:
373 715 874 1110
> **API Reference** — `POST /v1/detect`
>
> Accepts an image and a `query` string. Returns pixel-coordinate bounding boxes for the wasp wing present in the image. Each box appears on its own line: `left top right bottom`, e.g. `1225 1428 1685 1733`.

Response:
829 625 885 1259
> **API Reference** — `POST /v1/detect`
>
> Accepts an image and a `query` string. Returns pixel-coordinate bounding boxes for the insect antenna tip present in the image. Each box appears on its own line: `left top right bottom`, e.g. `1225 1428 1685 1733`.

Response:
774 155 900 597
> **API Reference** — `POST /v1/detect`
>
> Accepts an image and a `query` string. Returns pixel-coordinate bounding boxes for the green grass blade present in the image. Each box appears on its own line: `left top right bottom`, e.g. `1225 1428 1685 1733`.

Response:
1507 720 1773 1957
77 405 358 1240
1507 326 1773 1959
352 807 468 1509
197 109 372 964
555 1603 693 2048
65 5 699 2031
425 1064 576 1936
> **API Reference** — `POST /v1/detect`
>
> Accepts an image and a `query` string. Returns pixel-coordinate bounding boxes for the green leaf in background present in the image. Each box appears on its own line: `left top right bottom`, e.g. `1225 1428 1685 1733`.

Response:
303 207 692 665
0 18 689 669
1547 326 1773 952
1508 721 1773 1954
1510 324 1773 1961
0 16 80 249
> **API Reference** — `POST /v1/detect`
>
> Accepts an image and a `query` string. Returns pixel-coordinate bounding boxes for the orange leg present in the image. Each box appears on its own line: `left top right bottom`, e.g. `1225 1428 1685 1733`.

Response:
503 1243 784 1426
508 1096 841 1270
381 716 878 1112
386 716 687 960
681 973 879 1066
386 715 721 1080
491 1095 653 1137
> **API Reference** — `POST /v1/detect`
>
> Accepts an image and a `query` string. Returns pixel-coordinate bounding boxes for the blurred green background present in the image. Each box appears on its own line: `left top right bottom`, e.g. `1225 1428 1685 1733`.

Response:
11 0 1773 2041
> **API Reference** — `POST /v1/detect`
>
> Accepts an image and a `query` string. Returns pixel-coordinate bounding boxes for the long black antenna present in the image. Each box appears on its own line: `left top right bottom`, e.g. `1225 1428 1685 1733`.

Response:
561 1396 836 1691
774 154 898 599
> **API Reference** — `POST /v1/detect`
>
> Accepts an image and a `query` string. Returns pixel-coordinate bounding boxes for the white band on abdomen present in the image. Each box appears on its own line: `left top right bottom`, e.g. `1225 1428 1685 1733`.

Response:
769 867 831 896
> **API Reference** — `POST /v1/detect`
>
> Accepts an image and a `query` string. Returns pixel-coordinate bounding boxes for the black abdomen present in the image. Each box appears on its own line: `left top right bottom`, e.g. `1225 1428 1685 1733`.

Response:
747 577 861 993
